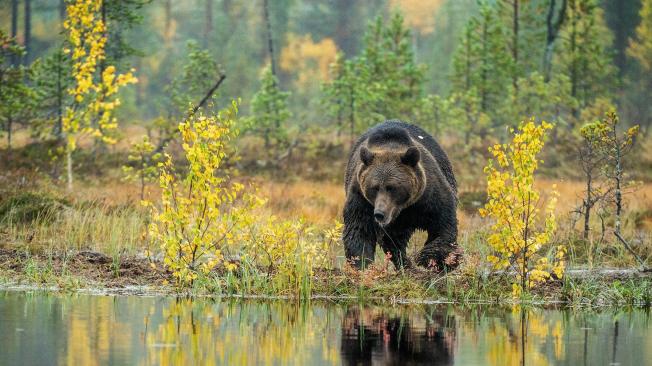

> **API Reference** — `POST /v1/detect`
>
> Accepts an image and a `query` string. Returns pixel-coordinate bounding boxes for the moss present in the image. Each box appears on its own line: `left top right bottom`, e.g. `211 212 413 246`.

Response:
0 192 69 224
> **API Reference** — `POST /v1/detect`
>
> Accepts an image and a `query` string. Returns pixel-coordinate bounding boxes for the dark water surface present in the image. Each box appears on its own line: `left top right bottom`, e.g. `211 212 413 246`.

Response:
1 291 651 365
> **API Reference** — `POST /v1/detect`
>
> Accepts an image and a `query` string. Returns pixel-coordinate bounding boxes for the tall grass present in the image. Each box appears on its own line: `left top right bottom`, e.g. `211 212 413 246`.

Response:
2 198 147 256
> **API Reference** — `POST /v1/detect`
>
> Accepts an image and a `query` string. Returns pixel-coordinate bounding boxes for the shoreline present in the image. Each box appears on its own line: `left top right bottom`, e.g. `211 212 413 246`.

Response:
1 248 650 308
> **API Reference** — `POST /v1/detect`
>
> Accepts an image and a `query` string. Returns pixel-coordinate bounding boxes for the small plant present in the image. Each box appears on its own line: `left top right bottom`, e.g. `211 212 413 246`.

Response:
122 135 162 200
243 216 330 298
580 111 640 235
480 119 565 298
147 101 262 287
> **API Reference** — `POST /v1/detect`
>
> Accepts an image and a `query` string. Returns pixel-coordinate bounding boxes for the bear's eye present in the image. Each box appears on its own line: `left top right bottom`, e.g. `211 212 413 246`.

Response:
385 185 395 193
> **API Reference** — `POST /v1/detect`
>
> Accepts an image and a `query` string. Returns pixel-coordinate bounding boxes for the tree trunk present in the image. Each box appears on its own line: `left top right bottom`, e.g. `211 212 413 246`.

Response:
334 0 356 56
480 18 488 112
465 27 471 91
512 0 519 93
543 0 567 82
164 0 172 48
140 162 145 201
59 0 66 23
349 87 355 147
11 0 19 66
204 0 213 47
263 0 277 78
569 0 579 119
55 50 63 141
67 147 73 191
583 172 591 239
614 137 623 234
24 0 31 65
7 116 12 151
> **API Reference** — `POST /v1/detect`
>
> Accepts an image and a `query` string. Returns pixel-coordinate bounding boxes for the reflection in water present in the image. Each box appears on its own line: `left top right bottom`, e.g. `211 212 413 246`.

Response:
340 306 454 365
0 291 651 365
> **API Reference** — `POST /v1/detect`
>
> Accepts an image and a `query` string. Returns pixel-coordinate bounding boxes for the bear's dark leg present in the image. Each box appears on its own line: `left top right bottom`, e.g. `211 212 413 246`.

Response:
379 228 413 270
417 217 461 271
342 194 377 269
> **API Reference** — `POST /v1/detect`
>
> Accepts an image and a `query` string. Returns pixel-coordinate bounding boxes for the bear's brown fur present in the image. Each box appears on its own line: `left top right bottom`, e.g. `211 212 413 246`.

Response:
342 120 461 270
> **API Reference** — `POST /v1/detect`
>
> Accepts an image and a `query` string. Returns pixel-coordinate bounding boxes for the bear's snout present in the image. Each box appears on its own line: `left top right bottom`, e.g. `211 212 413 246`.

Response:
373 210 386 223
373 196 395 227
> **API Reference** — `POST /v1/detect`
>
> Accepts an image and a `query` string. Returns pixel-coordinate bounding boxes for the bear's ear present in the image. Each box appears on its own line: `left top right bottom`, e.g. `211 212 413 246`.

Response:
401 147 420 167
360 146 374 166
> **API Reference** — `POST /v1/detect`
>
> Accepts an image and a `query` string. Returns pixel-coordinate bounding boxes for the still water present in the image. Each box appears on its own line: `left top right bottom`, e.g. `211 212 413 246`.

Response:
1 291 651 366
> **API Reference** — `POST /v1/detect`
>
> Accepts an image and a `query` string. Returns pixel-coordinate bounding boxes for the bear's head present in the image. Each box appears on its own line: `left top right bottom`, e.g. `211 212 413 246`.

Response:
357 144 426 227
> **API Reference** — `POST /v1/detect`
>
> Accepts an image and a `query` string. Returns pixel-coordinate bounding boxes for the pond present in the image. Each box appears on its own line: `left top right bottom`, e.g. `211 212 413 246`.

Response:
1 291 651 365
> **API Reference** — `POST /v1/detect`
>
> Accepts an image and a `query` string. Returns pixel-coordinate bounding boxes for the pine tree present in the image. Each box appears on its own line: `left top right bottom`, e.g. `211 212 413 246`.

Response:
557 0 617 120
360 12 425 121
151 41 225 155
322 53 378 143
627 0 652 133
451 2 513 123
321 12 424 140
168 41 224 115
497 0 548 88
31 48 73 142
0 31 34 151
103 0 150 71
249 65 292 153
507 72 575 126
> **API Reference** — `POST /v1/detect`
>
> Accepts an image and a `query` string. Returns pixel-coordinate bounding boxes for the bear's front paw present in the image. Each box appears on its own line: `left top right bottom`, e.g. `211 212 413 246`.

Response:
416 245 463 272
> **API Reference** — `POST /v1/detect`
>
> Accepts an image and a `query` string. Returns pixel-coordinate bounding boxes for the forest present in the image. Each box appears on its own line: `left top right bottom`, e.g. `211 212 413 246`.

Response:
0 0 651 306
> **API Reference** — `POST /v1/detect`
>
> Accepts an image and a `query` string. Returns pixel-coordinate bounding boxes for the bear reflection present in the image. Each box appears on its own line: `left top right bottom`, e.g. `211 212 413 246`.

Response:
340 306 455 365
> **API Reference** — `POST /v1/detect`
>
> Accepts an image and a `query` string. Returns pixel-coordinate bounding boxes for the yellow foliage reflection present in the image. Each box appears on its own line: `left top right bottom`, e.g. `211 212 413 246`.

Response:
6 294 644 366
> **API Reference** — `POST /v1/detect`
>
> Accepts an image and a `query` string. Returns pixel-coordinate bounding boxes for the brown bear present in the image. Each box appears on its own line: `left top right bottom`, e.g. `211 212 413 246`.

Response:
342 120 461 270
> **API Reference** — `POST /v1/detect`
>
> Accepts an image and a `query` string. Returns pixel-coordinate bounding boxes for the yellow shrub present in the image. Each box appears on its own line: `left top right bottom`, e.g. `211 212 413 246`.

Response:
146 101 263 286
243 217 337 296
480 119 565 298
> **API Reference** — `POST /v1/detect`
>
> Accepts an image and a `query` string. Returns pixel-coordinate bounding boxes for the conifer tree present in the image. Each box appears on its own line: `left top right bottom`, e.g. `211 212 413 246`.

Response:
627 0 652 133
0 31 34 151
103 0 150 71
322 53 377 143
31 48 73 142
497 0 548 87
322 13 423 139
451 2 513 124
557 0 616 120
168 41 224 115
360 12 425 120
249 65 292 152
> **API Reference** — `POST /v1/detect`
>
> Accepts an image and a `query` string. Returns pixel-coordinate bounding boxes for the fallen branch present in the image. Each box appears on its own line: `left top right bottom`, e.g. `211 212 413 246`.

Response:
614 231 649 271
189 73 227 117
153 73 227 154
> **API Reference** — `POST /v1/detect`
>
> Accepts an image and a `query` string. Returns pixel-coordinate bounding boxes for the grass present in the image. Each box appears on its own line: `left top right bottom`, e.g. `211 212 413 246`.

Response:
1 133 651 306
